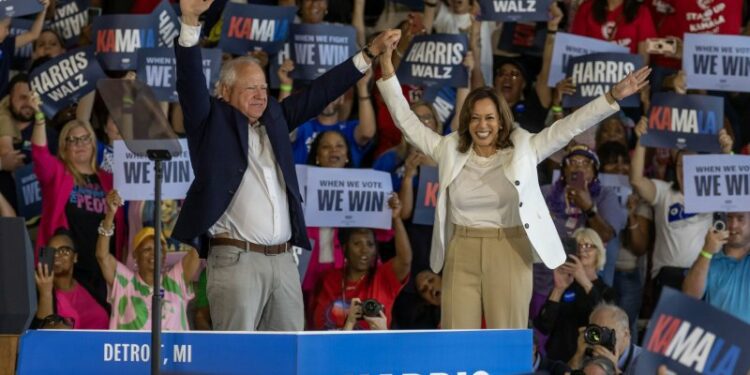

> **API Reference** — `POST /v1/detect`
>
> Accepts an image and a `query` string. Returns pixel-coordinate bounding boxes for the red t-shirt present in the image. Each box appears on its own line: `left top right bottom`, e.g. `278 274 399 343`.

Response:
571 0 657 54
648 0 743 69
373 66 423 157
311 259 407 330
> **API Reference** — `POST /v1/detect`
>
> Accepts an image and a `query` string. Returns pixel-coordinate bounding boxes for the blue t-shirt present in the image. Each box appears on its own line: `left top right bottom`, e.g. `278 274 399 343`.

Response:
291 119 371 167
706 252 750 324
372 149 405 191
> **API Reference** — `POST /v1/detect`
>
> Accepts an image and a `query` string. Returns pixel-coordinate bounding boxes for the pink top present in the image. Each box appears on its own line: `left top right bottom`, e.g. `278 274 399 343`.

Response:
303 227 345 294
56 282 109 329
32 144 126 259
108 261 194 331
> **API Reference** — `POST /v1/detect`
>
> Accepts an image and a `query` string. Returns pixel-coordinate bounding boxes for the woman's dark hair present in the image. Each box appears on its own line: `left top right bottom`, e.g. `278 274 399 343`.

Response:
666 149 692 192
592 0 641 24
596 141 630 170
457 87 515 153
305 130 353 168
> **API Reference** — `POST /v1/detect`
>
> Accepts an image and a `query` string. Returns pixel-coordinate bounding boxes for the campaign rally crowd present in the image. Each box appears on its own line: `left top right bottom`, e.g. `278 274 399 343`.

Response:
1 0 749 374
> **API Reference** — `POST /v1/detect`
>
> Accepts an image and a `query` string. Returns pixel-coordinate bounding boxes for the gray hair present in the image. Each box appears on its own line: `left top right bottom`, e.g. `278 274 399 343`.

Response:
590 302 629 334
214 56 263 97
572 227 607 271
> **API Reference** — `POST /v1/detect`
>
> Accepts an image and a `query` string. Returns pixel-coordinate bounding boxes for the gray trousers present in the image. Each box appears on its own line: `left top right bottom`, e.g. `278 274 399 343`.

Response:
206 245 304 331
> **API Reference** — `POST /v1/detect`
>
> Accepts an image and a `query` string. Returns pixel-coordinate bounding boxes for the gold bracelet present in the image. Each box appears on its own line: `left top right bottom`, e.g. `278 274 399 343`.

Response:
381 71 396 80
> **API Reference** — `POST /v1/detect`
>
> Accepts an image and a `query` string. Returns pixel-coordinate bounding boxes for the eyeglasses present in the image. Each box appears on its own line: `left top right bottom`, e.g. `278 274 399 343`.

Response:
40 314 75 328
578 243 596 251
53 246 75 257
65 134 91 146
566 158 594 167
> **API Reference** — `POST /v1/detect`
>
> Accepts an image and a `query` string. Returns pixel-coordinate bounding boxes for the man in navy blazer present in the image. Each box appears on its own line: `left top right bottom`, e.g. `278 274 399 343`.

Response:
173 0 401 331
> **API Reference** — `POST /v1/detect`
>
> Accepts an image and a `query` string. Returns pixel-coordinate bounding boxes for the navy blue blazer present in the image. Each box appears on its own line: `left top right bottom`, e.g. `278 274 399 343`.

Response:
172 43 364 257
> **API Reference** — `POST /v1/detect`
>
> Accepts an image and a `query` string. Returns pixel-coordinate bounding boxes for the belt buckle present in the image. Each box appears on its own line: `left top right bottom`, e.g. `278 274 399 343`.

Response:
264 244 278 256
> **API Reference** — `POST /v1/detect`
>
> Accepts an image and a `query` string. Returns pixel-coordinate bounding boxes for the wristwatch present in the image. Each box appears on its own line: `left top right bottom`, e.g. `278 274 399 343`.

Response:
362 45 376 60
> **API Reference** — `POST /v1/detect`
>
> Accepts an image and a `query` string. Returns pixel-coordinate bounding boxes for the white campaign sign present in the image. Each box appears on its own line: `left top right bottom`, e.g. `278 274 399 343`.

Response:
113 139 194 201
684 33 750 93
684 154 750 213
304 167 393 229
547 32 628 87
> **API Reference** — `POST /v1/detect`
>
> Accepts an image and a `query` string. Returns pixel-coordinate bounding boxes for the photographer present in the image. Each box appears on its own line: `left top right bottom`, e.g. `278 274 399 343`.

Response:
683 212 750 324
311 194 411 330
569 303 641 375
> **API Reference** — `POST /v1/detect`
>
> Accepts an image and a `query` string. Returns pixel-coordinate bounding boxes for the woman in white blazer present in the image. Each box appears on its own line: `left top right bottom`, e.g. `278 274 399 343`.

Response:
375 41 650 329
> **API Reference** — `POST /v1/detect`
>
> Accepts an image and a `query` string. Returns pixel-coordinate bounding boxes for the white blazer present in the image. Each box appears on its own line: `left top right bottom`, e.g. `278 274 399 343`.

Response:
376 76 620 272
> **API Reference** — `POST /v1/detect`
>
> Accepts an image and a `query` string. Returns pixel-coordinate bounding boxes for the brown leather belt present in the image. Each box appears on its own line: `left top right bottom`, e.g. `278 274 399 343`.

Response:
210 237 290 255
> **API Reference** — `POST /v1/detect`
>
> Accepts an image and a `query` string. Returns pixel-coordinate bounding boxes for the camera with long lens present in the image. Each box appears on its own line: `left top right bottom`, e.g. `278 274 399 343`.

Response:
583 324 616 356
360 299 384 318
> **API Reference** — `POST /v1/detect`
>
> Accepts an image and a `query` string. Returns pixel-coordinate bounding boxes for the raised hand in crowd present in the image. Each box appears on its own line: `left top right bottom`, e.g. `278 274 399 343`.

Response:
10 0 50 48
180 0 215 26
718 128 733 154
552 264 575 296
608 66 651 103
553 77 576 107
364 310 388 330
366 29 402 66
248 50 269 69
95 190 123 287
562 255 593 292
565 179 594 214
33 263 54 320
277 58 295 101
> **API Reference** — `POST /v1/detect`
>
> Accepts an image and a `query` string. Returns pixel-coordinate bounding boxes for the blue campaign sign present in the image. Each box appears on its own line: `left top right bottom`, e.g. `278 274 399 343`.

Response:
10 18 33 70
289 23 358 81
683 33 750 93
397 33 469 88
413 165 438 225
29 47 107 117
0 0 43 17
641 93 723 153
269 42 291 88
152 0 180 48
137 48 222 102
547 32 628 87
13 163 41 220
219 2 295 56
17 329 532 374
636 288 750 375
478 0 552 22
92 14 159 70
423 85 458 134
562 52 643 108
47 0 90 48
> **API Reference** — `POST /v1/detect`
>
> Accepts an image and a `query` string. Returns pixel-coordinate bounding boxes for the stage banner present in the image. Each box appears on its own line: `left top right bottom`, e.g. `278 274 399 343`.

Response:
0 0 43 17
423 85 457 133
413 165 439 225
547 32 628 87
112 139 195 201
497 22 546 57
152 0 180 48
396 33 468 88
17 329 532 374
683 33 750 93
289 23 357 81
478 0 552 22
10 18 33 70
641 93 723 153
304 167 393 229
29 47 107 118
219 2 295 56
48 0 89 48
562 52 643 108
13 164 41 220
137 47 221 102
636 287 750 375
683 154 750 214
92 14 159 70
598 173 632 209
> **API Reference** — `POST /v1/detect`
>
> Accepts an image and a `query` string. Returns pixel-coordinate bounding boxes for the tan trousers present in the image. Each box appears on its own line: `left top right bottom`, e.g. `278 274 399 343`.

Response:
441 225 534 329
